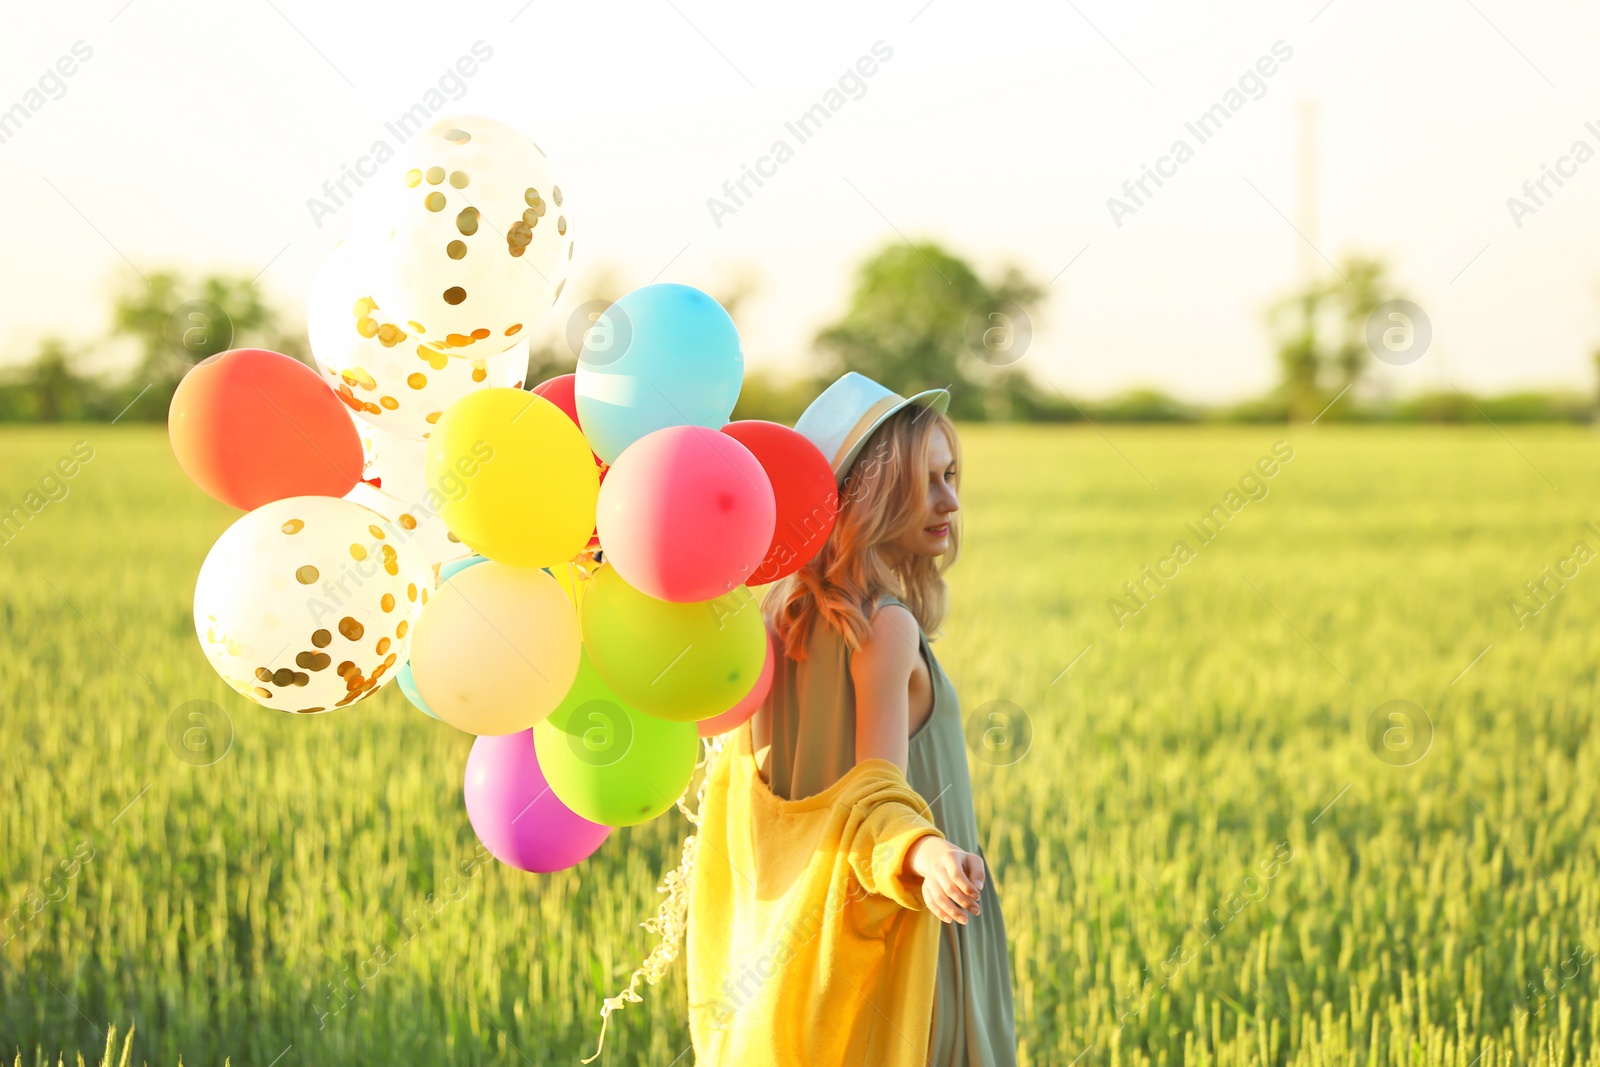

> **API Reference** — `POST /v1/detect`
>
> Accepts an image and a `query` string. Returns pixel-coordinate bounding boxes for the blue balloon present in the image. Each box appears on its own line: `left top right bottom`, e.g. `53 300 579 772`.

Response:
438 554 488 583
397 555 488 720
396 661 439 720
574 283 743 464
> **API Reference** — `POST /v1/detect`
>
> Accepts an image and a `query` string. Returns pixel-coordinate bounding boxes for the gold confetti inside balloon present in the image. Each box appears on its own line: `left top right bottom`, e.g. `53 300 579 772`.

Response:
309 242 529 439
347 418 473 570
193 495 436 714
345 480 468 574
352 115 574 361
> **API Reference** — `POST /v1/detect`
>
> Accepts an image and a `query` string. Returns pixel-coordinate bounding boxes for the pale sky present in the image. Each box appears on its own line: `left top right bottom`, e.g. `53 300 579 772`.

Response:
5 0 1600 402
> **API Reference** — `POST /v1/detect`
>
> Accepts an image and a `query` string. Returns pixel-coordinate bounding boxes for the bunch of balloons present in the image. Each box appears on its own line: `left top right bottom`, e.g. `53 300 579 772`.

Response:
172 115 842 876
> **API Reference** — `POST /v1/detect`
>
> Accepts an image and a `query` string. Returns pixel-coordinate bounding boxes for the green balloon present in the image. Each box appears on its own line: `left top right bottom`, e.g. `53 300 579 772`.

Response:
533 651 699 826
579 564 767 722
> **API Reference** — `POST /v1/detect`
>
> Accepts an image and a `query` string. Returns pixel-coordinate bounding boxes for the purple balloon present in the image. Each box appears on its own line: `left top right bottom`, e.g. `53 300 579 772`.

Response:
464 729 612 872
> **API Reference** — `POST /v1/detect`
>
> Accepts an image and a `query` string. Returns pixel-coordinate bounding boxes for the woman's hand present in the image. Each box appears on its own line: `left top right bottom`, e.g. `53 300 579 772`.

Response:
905 835 985 925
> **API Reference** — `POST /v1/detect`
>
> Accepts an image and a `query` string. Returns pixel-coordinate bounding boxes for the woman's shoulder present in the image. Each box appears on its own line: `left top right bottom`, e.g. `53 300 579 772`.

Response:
864 590 919 637
870 589 910 613
791 591 919 666
851 600 920 674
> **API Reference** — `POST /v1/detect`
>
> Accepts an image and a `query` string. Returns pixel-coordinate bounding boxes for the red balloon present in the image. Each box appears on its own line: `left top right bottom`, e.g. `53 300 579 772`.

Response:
531 373 602 467
722 420 838 584
169 348 363 510
586 465 607 548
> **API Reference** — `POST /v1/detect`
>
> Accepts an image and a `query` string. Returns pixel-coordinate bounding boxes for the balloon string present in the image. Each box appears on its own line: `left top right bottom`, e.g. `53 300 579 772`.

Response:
582 733 728 1064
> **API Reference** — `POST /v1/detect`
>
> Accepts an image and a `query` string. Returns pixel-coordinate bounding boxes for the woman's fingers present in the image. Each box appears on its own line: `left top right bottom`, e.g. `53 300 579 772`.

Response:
924 884 957 923
930 879 978 923
918 846 987 922
925 882 957 923
941 855 982 910
942 853 985 915
962 853 987 893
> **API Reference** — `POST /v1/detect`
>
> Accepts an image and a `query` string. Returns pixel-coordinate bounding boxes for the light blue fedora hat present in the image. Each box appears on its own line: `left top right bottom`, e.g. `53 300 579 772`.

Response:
793 372 950 487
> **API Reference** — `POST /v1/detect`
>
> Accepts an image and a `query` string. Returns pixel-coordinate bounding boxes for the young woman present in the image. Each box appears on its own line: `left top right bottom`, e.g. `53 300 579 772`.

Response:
686 373 1018 1066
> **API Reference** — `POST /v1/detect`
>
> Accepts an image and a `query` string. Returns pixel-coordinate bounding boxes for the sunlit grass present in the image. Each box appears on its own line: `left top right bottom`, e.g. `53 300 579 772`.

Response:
2 423 1598 1065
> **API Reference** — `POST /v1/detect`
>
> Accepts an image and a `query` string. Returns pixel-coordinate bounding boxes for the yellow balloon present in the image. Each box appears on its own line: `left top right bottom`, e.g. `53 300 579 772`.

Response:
426 388 598 568
408 560 581 735
579 564 766 722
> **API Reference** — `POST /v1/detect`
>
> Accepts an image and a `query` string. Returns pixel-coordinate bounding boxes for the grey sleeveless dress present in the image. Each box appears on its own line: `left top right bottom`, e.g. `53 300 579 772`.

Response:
756 592 1019 1066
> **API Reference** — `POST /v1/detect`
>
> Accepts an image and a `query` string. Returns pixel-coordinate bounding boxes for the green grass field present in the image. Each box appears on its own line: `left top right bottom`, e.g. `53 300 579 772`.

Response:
3 423 1600 1066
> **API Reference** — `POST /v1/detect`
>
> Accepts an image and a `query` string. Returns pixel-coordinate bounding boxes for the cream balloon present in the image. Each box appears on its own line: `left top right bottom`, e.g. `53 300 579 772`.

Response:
310 242 529 439
407 560 581 736
193 495 436 714
352 115 573 361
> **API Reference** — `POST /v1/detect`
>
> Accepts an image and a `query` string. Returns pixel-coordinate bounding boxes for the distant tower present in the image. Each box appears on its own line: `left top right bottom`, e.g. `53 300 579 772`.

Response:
1296 97 1320 281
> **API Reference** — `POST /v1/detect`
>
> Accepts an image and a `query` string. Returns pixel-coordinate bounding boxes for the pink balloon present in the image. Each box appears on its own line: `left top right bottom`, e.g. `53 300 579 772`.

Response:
597 425 776 603
464 729 612 872
699 628 776 738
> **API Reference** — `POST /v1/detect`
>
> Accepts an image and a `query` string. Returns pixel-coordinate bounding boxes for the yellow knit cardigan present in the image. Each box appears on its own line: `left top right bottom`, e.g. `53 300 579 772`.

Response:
687 722 946 1066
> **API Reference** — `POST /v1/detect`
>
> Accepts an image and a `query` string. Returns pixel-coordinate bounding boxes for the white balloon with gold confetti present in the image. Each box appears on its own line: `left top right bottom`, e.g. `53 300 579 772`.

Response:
309 242 529 439
347 418 473 570
345 480 469 573
351 114 573 361
352 417 427 504
194 495 436 714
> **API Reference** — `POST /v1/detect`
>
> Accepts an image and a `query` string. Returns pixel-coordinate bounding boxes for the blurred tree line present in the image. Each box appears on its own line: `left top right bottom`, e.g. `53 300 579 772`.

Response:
0 271 307 422
2 244 1596 425
729 242 1598 425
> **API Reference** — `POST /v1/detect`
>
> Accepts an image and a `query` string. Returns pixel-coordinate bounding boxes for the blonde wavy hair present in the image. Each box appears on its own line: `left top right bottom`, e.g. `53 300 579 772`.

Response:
763 402 961 659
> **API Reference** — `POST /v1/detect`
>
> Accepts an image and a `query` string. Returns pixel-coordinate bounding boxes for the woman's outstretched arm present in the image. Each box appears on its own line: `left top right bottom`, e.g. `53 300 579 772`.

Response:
852 604 983 924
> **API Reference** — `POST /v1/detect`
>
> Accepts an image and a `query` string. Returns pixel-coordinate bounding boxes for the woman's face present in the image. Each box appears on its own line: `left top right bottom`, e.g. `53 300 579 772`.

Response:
887 425 958 558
